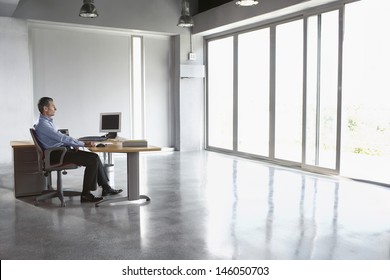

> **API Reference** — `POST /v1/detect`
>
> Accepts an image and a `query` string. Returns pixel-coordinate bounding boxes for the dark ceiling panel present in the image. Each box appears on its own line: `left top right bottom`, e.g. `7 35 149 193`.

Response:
198 0 232 13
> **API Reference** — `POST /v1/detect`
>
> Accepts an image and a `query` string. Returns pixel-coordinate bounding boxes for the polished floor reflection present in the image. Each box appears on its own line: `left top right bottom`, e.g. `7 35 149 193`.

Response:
0 151 389 259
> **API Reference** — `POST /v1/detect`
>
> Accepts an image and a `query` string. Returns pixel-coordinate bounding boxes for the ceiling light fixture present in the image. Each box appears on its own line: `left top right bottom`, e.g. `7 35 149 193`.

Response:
79 0 98 18
235 0 259 7
177 0 194 28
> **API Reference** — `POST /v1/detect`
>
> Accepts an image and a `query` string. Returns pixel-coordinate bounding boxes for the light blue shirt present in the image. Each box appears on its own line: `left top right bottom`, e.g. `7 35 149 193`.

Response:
33 114 85 149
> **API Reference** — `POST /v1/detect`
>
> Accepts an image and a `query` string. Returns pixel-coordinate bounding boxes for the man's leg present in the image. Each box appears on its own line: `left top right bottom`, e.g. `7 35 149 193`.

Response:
97 158 123 196
97 157 109 187
63 149 100 193
63 149 122 198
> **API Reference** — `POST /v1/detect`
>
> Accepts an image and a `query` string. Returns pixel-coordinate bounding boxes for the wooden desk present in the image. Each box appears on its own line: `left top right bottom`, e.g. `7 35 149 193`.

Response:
89 143 161 207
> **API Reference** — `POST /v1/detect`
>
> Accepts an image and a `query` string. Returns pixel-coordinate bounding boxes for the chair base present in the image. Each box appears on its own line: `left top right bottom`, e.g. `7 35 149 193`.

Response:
34 169 81 207
34 190 81 207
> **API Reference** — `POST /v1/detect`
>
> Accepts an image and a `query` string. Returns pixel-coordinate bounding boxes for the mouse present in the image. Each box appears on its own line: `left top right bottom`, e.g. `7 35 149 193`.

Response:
96 143 106 147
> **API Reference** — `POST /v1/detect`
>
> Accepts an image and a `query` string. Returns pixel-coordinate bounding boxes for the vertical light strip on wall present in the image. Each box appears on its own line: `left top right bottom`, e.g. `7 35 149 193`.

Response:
131 36 145 139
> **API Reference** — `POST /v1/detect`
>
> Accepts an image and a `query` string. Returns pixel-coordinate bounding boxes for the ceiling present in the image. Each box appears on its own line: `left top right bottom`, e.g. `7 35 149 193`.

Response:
0 0 232 17
1 0 345 35
198 0 232 13
0 0 19 16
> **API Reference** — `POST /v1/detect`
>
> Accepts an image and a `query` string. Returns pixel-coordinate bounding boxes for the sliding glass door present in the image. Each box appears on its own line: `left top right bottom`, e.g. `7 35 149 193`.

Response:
341 0 390 183
305 11 340 171
274 19 304 163
237 28 270 157
207 36 234 150
206 7 342 175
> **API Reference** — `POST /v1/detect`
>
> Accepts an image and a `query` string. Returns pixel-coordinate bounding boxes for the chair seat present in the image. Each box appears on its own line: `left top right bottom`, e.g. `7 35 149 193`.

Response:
47 162 78 171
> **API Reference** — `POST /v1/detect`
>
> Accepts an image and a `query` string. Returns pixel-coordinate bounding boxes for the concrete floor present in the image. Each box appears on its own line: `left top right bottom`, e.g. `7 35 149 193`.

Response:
0 151 389 260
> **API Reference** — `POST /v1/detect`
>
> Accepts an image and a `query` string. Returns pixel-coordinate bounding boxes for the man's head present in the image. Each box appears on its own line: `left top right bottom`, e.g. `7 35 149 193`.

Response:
37 97 56 117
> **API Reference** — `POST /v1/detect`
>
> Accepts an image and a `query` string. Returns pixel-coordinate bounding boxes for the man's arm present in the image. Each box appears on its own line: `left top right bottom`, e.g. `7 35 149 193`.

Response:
35 117 85 149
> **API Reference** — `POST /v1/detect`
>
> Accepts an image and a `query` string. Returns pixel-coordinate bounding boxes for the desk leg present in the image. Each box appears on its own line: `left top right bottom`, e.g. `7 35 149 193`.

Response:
128 152 151 201
127 152 139 200
95 152 150 207
103 152 115 186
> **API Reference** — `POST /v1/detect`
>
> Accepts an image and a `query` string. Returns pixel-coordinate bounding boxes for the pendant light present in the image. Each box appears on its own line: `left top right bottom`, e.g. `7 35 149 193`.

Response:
235 0 259 7
177 0 194 28
79 0 99 18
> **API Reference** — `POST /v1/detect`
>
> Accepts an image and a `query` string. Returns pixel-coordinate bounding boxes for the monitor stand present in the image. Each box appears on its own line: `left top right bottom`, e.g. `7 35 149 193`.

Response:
106 132 117 139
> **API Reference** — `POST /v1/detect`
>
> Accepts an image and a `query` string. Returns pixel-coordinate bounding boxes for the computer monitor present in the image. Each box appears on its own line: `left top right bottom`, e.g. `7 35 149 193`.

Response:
100 112 121 138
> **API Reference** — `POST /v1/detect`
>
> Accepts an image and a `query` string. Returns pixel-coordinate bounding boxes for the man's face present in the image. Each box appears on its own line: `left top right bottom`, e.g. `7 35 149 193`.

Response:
43 101 57 117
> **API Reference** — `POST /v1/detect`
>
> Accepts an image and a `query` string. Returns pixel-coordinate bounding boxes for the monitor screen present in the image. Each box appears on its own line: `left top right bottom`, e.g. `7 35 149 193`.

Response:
100 112 121 133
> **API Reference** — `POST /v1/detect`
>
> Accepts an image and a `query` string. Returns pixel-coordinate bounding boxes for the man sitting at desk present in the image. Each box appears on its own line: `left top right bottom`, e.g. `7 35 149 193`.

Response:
33 97 122 203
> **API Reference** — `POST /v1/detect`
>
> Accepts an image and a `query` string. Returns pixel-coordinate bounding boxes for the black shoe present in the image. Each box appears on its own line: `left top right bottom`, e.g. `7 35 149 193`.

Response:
81 193 103 203
102 188 123 197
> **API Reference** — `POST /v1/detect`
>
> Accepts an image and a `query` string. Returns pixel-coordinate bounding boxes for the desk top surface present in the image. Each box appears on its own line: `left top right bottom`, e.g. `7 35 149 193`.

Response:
89 142 161 153
11 140 161 153
10 141 34 148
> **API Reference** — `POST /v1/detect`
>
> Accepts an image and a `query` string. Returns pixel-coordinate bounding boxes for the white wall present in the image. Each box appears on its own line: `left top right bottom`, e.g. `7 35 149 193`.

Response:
30 23 131 138
29 22 174 147
0 17 33 164
5 0 208 153
179 32 205 151
9 0 204 151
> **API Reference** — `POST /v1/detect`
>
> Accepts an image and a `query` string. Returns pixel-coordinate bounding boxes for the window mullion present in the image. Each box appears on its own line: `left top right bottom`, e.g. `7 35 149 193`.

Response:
233 35 239 152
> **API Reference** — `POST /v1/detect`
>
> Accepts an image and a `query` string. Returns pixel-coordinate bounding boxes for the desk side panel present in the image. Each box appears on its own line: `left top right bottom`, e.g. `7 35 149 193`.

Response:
12 146 46 197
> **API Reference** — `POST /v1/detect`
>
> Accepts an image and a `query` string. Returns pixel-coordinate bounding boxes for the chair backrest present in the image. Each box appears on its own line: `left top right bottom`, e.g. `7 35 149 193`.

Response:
30 128 45 171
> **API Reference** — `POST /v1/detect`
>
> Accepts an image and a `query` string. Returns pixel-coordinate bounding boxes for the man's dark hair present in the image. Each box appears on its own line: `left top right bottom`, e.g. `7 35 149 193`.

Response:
37 97 53 113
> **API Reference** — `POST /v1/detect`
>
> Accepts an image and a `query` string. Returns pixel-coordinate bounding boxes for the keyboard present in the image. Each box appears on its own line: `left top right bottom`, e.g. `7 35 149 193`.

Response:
78 135 108 142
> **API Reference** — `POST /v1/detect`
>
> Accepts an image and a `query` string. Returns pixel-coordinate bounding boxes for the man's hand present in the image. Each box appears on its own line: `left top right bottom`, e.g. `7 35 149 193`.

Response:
83 141 95 147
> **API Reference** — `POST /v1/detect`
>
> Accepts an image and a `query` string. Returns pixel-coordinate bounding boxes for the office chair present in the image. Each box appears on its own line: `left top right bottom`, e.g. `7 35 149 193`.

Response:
30 128 81 207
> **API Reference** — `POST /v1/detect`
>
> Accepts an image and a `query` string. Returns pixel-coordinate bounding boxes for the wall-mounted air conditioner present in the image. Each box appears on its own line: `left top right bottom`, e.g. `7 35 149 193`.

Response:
180 64 205 78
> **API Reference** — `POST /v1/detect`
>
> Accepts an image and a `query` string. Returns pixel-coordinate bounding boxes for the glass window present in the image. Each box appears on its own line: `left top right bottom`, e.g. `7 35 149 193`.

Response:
318 11 339 169
237 28 270 156
206 7 344 176
342 0 390 183
207 37 234 150
305 16 319 166
306 11 339 170
274 19 304 162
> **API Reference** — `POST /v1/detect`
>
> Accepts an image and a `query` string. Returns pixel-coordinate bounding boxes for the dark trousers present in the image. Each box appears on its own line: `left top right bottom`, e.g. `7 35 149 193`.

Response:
52 149 109 193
